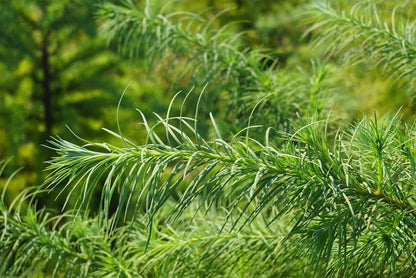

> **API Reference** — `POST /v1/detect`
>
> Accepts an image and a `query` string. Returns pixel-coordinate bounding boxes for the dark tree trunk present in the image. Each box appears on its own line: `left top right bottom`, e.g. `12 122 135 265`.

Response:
41 34 52 134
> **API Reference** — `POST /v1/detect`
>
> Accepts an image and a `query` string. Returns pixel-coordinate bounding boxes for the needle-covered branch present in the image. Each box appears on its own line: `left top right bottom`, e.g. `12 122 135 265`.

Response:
97 1 332 128
304 1 416 87
43 108 416 276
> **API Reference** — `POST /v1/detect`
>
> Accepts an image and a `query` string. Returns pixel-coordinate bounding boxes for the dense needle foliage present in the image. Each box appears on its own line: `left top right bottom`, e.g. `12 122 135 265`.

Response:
1 0 416 277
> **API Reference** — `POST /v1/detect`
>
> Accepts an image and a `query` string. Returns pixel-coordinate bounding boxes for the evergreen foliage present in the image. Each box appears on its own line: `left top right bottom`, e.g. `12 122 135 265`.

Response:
1 0 416 277
304 1 416 87
0 0 129 188
98 0 331 130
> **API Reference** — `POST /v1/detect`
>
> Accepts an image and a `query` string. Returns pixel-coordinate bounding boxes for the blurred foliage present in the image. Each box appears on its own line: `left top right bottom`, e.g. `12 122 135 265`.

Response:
0 0 170 201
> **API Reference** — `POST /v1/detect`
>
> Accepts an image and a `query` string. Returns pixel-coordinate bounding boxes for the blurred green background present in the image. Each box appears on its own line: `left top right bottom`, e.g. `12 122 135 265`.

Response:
1 0 414 206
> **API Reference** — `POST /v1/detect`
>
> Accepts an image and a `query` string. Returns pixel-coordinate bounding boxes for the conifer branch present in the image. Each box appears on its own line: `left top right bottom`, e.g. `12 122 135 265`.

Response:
304 1 416 86
97 1 331 128
42 108 416 276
